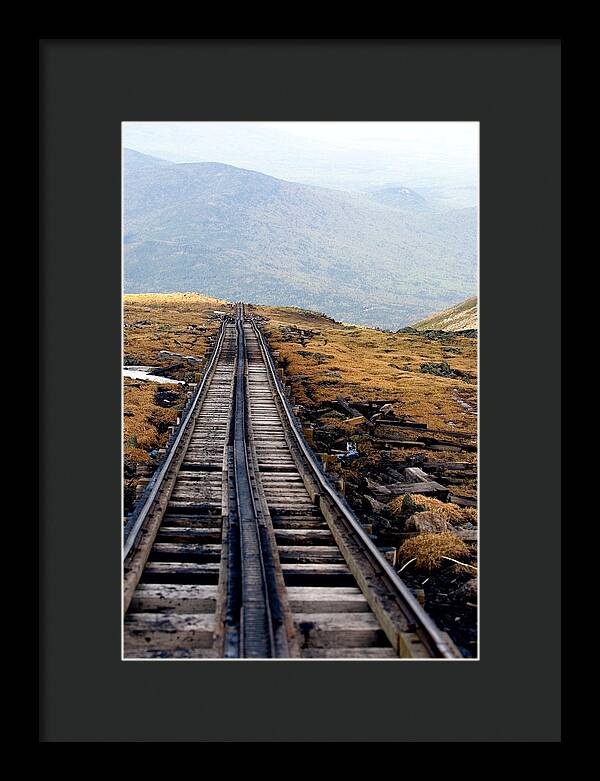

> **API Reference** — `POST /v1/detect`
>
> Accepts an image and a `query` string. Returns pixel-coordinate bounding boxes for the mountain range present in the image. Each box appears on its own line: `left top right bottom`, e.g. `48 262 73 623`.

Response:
124 149 477 329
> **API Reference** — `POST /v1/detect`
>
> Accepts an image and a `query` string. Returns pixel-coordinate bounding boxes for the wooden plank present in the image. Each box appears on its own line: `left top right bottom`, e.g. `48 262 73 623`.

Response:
364 476 391 495
293 612 388 648
281 563 349 574
424 428 477 439
399 632 430 658
274 529 334 544
271 518 328 529
277 546 344 563
423 461 473 470
443 475 476 485
268 505 319 515
124 648 220 659
171 481 221 502
388 480 448 496
175 473 223 483
162 516 223 528
130 584 218 613
151 543 221 559
404 467 431 482
281 563 355 585
371 439 426 448
301 647 398 658
180 463 223 472
344 415 367 428
373 420 427 430
365 478 448 498
271 504 323 523
260 475 304 483
335 396 362 418
124 613 214 651
157 527 222 543
167 501 222 512
258 464 298 472
142 562 220 583
287 586 369 613
170 490 222 501
262 485 314 495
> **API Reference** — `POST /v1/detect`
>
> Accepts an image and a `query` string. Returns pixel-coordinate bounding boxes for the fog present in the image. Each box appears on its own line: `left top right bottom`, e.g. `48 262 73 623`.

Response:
123 121 478 204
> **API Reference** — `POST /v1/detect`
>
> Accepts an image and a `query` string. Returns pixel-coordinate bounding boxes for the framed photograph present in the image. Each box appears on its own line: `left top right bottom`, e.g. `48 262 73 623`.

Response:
39 38 561 742
121 120 479 663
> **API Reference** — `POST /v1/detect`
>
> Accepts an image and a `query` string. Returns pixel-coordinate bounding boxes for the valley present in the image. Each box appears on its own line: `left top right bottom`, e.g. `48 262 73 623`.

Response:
124 150 477 329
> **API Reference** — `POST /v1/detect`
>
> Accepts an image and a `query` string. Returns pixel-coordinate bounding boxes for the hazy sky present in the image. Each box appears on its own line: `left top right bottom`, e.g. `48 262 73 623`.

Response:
262 121 477 156
123 121 479 196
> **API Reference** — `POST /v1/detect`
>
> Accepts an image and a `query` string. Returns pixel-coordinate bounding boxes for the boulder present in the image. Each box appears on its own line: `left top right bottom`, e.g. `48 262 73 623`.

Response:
405 511 449 534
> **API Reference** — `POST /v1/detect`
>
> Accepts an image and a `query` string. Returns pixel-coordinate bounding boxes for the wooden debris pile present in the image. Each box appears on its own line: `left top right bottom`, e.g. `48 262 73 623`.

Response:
281 392 478 563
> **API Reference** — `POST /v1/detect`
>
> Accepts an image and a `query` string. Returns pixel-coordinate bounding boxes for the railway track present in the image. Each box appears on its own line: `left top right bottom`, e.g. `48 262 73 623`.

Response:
123 304 460 659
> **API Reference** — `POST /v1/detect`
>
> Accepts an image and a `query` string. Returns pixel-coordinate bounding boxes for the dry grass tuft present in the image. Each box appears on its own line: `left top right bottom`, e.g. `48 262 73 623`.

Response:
389 493 477 525
398 531 471 571
123 382 185 462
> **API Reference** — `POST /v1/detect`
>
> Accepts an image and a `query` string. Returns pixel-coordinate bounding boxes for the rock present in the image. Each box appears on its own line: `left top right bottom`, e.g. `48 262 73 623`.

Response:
419 361 466 378
452 578 478 602
364 494 388 514
454 529 478 542
405 511 449 534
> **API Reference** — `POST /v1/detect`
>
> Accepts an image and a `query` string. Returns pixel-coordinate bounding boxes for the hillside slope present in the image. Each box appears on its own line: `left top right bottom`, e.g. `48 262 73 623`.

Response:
412 296 478 332
123 150 477 329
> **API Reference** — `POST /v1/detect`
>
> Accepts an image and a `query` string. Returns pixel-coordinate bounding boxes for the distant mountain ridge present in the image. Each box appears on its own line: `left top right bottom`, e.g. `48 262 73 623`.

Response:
123 150 477 329
412 296 478 332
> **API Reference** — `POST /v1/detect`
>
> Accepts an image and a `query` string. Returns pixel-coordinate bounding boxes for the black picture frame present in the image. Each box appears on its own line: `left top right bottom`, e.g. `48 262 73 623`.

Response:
39 38 561 742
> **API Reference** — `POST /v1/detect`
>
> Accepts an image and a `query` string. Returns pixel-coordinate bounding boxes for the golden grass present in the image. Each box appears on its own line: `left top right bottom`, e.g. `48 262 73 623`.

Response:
124 293 232 367
398 531 471 571
389 494 477 525
123 382 185 462
251 303 477 435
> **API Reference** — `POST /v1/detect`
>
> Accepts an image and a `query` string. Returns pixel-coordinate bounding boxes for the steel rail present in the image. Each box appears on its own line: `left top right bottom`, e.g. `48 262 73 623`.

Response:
250 316 456 659
224 304 287 658
123 318 228 561
234 310 275 657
